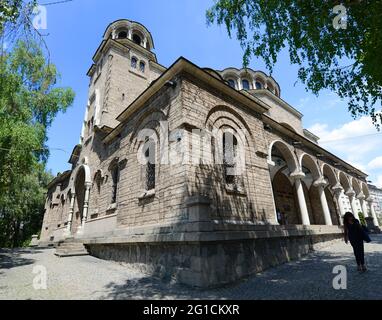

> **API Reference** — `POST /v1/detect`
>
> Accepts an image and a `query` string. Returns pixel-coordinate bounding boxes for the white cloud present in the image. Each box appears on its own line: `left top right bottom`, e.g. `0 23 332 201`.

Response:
309 117 382 162
308 116 382 177
368 156 382 170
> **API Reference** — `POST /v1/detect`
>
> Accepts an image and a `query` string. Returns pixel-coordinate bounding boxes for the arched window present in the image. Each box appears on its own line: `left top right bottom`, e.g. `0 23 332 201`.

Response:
227 79 236 89
144 138 156 191
131 57 137 69
132 34 142 45
110 165 119 204
139 61 145 73
223 132 238 185
118 31 128 39
267 84 274 93
255 81 263 89
242 79 250 90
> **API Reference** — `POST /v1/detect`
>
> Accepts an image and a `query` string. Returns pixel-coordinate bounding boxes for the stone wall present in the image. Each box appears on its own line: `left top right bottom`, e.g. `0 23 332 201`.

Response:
86 224 343 288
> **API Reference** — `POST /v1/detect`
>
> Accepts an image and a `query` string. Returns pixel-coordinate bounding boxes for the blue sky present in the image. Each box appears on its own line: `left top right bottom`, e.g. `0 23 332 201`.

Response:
38 0 382 187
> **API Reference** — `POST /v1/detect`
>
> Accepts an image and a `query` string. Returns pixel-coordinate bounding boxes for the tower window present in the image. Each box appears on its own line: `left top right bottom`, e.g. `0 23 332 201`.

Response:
255 81 263 89
223 132 238 185
118 31 128 39
139 61 145 73
227 79 236 89
242 79 250 90
132 34 142 45
131 57 137 69
144 139 156 191
110 165 120 204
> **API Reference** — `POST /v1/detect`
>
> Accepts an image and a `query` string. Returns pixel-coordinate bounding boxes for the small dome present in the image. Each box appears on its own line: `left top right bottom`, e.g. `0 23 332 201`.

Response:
103 19 155 51
216 67 280 97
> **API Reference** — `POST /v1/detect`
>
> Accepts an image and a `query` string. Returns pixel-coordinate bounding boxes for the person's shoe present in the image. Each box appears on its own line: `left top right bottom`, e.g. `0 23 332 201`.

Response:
357 265 362 272
361 265 367 272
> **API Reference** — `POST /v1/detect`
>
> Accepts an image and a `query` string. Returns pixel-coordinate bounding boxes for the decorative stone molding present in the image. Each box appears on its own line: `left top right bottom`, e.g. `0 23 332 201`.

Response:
313 177 328 188
290 170 305 180
345 188 356 198
356 192 366 200
332 183 343 195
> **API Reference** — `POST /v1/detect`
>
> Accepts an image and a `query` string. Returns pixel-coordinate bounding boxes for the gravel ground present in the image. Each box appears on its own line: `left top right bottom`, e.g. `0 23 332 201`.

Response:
1 235 382 300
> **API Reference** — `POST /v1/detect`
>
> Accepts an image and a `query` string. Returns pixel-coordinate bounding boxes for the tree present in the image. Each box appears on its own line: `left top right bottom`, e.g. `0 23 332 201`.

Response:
0 40 74 247
206 0 382 128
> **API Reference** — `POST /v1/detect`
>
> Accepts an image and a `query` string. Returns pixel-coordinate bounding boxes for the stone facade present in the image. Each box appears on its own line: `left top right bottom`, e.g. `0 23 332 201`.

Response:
40 19 380 287
368 184 382 225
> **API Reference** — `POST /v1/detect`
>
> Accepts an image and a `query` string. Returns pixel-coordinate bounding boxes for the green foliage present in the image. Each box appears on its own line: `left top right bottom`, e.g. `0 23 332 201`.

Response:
0 0 23 29
0 40 74 247
207 0 382 128
0 1 37 34
358 211 366 226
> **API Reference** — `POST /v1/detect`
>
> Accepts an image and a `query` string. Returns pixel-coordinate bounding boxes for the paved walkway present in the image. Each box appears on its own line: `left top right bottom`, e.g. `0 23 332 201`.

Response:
1 235 382 300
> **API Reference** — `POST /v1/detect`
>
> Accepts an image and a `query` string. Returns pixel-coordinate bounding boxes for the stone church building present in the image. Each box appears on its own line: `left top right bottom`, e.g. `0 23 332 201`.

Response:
40 19 380 287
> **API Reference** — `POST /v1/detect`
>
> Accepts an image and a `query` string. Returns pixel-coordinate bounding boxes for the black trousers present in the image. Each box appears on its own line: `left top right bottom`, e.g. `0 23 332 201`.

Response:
351 241 365 265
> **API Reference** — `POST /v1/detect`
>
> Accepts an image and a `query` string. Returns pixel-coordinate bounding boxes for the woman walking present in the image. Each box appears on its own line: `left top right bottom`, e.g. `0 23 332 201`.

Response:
343 212 370 272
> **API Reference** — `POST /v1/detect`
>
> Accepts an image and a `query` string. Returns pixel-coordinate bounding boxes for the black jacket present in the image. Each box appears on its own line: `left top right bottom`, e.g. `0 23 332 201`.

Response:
344 219 364 245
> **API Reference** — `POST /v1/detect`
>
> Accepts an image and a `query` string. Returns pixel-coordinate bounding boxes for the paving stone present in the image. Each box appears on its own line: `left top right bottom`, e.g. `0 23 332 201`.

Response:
1 235 381 300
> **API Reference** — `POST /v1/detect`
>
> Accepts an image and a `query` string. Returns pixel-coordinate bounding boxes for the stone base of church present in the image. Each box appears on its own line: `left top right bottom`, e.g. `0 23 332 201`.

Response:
83 223 343 288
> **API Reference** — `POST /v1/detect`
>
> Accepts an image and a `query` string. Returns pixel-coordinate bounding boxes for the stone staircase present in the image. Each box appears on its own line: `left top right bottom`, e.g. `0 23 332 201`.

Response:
54 238 89 257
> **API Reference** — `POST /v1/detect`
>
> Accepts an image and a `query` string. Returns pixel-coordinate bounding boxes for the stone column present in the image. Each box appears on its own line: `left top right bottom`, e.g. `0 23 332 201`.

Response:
78 183 92 234
65 193 76 237
332 184 345 225
346 189 359 220
291 171 310 225
360 196 369 218
367 197 380 227
314 178 332 226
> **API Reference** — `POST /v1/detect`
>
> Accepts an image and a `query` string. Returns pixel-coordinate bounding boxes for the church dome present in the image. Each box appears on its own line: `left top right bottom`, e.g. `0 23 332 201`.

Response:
216 67 280 97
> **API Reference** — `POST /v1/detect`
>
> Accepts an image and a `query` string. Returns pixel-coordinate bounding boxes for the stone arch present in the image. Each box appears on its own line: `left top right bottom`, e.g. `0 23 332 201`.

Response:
129 109 167 153
299 153 321 180
322 164 338 186
92 170 103 214
351 178 362 195
299 154 323 224
206 105 253 137
103 19 155 50
272 168 301 225
338 171 351 192
72 165 91 234
205 105 254 164
361 182 370 198
268 140 299 174
322 164 341 225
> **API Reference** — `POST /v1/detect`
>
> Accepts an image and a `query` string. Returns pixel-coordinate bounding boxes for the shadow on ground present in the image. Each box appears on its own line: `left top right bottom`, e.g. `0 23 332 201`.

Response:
99 235 382 300
0 248 43 270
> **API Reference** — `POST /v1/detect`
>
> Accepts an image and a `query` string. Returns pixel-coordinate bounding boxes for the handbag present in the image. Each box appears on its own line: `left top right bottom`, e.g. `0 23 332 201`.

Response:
361 225 371 243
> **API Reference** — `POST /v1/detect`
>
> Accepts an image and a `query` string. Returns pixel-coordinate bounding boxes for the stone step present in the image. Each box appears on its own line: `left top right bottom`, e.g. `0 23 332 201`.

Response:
55 250 89 257
57 243 85 248
54 241 89 257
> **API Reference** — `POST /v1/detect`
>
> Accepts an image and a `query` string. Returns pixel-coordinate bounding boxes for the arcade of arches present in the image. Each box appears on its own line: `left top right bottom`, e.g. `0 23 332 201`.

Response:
269 140 379 227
